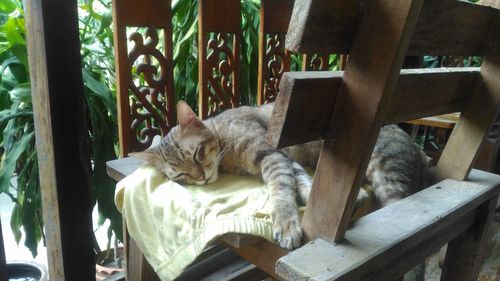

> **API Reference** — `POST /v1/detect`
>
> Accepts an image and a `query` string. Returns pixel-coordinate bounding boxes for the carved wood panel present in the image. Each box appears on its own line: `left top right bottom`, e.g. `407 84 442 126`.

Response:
302 53 330 71
127 28 174 150
205 32 239 116
198 0 241 119
260 33 291 104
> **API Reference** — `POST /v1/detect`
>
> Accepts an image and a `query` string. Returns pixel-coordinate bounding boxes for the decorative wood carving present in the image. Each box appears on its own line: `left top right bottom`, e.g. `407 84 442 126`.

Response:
113 0 175 156
198 0 241 119
205 32 239 116
261 33 290 103
302 53 330 71
127 28 173 149
257 0 293 105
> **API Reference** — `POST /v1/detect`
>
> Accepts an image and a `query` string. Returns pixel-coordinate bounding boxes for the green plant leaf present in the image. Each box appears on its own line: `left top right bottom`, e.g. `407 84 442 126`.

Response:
0 0 18 14
0 131 34 193
82 69 116 119
9 81 30 102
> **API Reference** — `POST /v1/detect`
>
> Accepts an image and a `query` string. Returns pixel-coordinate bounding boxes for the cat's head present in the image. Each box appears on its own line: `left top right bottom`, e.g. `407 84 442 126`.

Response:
129 101 220 185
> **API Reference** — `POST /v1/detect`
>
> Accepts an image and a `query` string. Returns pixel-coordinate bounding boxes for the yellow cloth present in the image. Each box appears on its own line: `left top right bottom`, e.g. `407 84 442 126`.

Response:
115 166 279 281
114 166 374 281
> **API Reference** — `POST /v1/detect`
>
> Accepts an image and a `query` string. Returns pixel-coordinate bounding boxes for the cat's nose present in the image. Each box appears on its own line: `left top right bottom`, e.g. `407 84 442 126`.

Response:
193 167 205 181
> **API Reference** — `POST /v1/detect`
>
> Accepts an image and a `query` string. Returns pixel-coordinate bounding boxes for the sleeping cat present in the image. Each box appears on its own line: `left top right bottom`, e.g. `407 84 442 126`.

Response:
130 101 432 249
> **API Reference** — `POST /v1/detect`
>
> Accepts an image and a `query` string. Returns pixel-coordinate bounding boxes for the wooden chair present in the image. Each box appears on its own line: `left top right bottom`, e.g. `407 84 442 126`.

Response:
248 0 500 279
108 0 500 280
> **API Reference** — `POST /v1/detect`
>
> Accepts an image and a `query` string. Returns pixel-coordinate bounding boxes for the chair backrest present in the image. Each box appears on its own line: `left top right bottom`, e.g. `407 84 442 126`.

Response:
112 0 176 156
257 0 293 104
268 0 500 242
198 0 242 118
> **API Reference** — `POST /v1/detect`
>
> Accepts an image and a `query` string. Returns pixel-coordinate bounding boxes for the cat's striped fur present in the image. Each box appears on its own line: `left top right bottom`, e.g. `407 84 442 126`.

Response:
131 101 432 249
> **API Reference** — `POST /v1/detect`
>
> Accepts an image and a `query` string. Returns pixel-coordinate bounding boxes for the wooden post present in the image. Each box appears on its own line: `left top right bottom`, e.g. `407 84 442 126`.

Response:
24 0 95 280
435 16 500 181
440 195 499 281
299 0 425 242
0 218 6 281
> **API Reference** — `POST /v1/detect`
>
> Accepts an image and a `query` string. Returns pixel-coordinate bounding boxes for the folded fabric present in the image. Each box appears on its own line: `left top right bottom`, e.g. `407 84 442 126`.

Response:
114 165 373 281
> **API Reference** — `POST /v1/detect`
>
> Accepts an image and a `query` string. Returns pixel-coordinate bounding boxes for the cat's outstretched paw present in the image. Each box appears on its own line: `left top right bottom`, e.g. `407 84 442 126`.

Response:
273 214 302 250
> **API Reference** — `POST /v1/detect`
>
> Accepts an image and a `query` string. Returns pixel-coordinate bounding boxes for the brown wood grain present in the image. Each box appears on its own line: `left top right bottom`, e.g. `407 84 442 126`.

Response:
386 68 477 124
268 68 478 149
435 16 500 181
301 0 425 243
267 71 341 148
257 0 292 105
286 0 360 55
276 170 500 281
112 0 175 156
440 195 499 281
25 0 95 280
286 0 500 56
198 0 242 118
223 238 288 280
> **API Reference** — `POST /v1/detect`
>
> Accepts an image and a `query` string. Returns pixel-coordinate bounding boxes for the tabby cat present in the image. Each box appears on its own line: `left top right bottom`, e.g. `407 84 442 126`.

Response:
130 101 432 249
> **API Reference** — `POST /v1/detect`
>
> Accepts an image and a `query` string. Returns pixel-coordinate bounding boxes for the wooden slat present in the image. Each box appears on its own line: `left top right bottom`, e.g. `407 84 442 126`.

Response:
25 0 95 280
275 169 500 281
386 68 477 124
261 0 293 33
286 0 360 55
408 0 498 56
301 0 425 244
112 0 171 27
406 113 459 130
267 71 341 148
222 238 288 281
199 0 241 33
257 0 293 105
198 0 241 118
106 157 144 182
112 0 176 156
268 68 478 148
435 16 500 181
440 195 499 281
286 0 500 56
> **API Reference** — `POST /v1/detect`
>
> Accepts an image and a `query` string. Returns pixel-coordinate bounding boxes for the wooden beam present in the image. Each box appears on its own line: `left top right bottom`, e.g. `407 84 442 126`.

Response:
268 68 478 148
106 157 144 182
435 16 500 181
301 0 425 244
275 170 500 281
385 67 478 124
286 0 499 56
440 194 499 281
24 0 95 280
267 71 341 148
222 238 288 280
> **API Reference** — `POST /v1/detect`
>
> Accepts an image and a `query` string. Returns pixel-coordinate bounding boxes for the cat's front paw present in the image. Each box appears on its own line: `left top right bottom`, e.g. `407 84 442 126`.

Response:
273 213 302 250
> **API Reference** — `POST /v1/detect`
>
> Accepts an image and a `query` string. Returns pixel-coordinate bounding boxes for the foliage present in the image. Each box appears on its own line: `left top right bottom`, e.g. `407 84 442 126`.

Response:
0 0 122 256
0 0 41 256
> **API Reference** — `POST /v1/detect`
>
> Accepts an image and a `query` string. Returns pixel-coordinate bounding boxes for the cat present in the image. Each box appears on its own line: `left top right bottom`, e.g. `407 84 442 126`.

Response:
130 101 432 249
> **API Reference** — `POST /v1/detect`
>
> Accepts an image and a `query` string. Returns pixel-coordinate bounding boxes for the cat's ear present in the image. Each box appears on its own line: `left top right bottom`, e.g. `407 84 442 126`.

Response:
129 148 158 164
177 101 203 130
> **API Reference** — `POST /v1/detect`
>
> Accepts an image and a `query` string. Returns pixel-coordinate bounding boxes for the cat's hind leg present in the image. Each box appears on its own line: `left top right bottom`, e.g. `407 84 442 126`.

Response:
291 161 311 205
258 150 302 249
